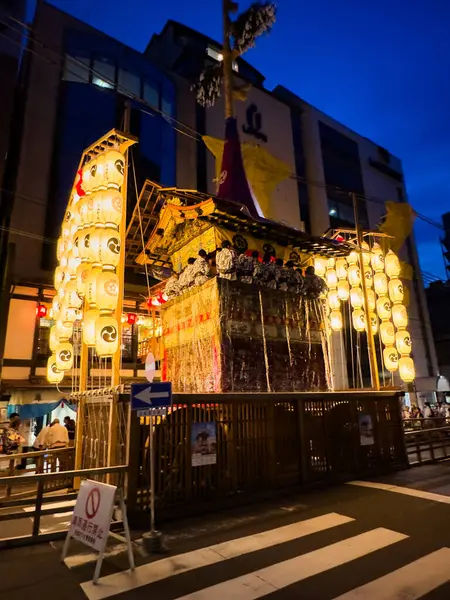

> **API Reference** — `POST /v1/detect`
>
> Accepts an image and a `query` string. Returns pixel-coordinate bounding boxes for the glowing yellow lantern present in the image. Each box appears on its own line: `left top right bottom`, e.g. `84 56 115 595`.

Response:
96 270 119 314
352 309 365 332
72 231 82 259
56 237 65 262
350 286 364 309
336 258 348 280
83 308 100 346
91 153 106 191
374 272 388 296
363 266 373 288
371 243 385 272
55 341 74 371
327 257 335 268
91 192 103 225
329 310 343 332
388 278 404 304
366 288 376 312
314 257 327 277
65 278 83 310
47 355 64 384
82 158 97 195
90 227 121 269
78 227 94 261
56 319 72 341
51 297 61 321
392 303 408 328
369 312 378 334
76 261 90 298
383 346 399 372
103 148 125 190
376 296 391 320
78 195 93 226
385 250 401 278
67 254 81 278
49 326 59 352
326 268 338 288
85 265 101 307
95 315 119 357
396 329 412 355
60 303 80 328
361 242 371 265
337 280 350 301
399 356 415 383
380 321 395 346
347 250 359 265
54 266 66 291
348 264 361 287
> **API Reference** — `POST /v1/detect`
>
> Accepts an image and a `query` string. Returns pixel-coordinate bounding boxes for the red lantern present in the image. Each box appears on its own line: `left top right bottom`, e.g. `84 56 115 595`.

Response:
127 312 138 325
36 304 47 318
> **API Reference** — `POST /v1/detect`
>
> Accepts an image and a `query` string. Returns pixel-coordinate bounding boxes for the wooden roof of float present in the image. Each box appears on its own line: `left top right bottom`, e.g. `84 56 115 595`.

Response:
126 182 354 268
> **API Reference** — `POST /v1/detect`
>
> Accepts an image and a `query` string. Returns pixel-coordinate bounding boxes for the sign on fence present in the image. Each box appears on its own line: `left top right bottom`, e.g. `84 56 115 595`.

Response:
131 382 172 411
191 422 217 467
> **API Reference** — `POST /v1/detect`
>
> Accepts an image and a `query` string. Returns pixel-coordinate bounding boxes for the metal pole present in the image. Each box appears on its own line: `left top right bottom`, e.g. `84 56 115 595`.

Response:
352 193 380 390
222 0 235 119
149 413 155 533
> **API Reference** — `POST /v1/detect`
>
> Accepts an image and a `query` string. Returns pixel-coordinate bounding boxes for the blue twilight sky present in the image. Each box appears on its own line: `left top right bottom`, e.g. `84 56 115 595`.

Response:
49 0 450 279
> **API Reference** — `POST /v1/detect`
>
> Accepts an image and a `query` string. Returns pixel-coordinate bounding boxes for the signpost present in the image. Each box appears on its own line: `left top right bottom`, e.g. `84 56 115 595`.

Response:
62 479 134 583
131 382 172 551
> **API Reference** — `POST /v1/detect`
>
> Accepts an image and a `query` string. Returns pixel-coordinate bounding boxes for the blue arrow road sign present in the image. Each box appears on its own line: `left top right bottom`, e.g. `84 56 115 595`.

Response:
131 382 172 410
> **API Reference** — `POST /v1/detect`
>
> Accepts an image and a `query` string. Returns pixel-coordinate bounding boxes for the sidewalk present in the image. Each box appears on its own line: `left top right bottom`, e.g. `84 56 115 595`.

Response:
366 462 450 496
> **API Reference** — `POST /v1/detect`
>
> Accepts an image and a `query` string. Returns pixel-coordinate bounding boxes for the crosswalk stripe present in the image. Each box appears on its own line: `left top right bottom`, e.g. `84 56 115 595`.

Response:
173 528 407 600
348 480 450 504
332 547 450 600
80 512 354 600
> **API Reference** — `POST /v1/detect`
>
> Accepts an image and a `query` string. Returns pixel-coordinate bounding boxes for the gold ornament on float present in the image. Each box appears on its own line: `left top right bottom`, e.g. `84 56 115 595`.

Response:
371 243 385 272
374 272 388 296
399 356 415 383
385 250 401 278
352 309 366 332
388 278 404 304
314 257 326 277
47 355 64 384
95 315 119 357
329 310 343 332
348 264 361 287
337 280 350 301
380 321 395 346
392 303 408 328
383 346 399 372
55 341 74 371
396 329 412 355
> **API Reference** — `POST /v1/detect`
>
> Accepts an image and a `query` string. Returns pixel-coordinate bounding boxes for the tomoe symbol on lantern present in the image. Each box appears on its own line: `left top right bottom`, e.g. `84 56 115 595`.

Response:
59 349 72 363
101 325 117 343
107 237 120 255
115 159 124 176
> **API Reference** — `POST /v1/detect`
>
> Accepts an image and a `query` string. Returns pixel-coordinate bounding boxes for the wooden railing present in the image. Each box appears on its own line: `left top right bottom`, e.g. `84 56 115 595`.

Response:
404 420 450 465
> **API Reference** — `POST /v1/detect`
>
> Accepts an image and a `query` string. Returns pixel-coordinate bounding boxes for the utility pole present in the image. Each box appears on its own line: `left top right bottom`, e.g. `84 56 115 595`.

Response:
352 193 380 390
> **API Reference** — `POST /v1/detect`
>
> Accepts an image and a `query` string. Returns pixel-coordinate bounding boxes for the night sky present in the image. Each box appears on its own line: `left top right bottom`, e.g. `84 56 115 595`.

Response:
49 0 450 279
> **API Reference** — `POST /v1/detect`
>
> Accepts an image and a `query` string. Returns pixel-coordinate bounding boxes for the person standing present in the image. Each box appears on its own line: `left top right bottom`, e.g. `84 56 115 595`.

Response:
64 416 76 446
1 415 25 456
44 418 69 449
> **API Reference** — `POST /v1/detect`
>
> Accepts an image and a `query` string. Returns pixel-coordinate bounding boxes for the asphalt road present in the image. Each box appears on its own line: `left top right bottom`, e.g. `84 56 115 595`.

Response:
3 464 450 600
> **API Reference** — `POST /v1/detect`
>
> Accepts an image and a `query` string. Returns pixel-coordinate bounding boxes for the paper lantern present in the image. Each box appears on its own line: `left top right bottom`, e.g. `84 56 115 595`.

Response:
337 280 350 301
352 309 365 332
85 265 101 307
91 192 104 225
326 268 338 288
76 261 90 298
101 190 123 228
47 355 64 384
374 272 388 296
347 250 359 265
371 243 385 272
366 288 376 312
103 149 125 190
385 250 401 278
79 227 94 261
91 153 106 191
54 266 66 291
95 315 119 357
83 308 100 346
348 264 361 287
327 257 335 268
388 278 404 304
51 297 61 321
369 312 378 334
336 258 348 280
49 326 59 352
56 319 72 341
60 303 80 328
82 158 98 195
36 304 47 319
78 195 93 226
96 270 119 313
72 231 82 259
90 227 121 269
67 254 81 279
399 356 415 383
392 303 408 328
329 310 343 331
56 237 65 262
383 346 399 372
350 286 364 309
127 312 138 325
396 329 412 355
55 341 74 371
380 321 395 346
376 296 391 321
65 278 83 310
363 266 373 288
361 242 371 265
314 257 326 277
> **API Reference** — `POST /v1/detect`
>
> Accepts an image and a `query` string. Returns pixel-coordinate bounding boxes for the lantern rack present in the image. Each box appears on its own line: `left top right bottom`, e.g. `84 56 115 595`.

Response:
81 128 138 166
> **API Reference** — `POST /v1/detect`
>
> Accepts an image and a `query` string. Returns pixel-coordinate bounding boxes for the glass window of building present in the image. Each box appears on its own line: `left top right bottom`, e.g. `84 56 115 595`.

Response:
92 57 115 89
118 69 141 97
143 80 159 108
63 55 90 83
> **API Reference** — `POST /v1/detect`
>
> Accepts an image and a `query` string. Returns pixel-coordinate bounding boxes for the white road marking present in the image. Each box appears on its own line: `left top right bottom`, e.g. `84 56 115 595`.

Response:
348 480 450 504
332 547 450 599
80 512 354 600
65 543 130 568
174 528 407 600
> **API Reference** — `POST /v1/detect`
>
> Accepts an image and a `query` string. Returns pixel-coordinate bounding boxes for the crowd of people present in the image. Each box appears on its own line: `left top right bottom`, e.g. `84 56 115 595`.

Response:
164 241 327 301
402 401 450 429
0 414 76 456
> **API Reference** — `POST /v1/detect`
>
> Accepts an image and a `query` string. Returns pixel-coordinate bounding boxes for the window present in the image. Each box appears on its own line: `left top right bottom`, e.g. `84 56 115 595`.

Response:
143 80 159 108
118 69 140 97
162 97 173 118
92 57 115 89
63 55 89 83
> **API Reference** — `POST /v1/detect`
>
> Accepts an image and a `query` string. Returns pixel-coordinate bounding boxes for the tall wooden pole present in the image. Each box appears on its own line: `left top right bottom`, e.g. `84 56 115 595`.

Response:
222 0 235 119
352 193 380 391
